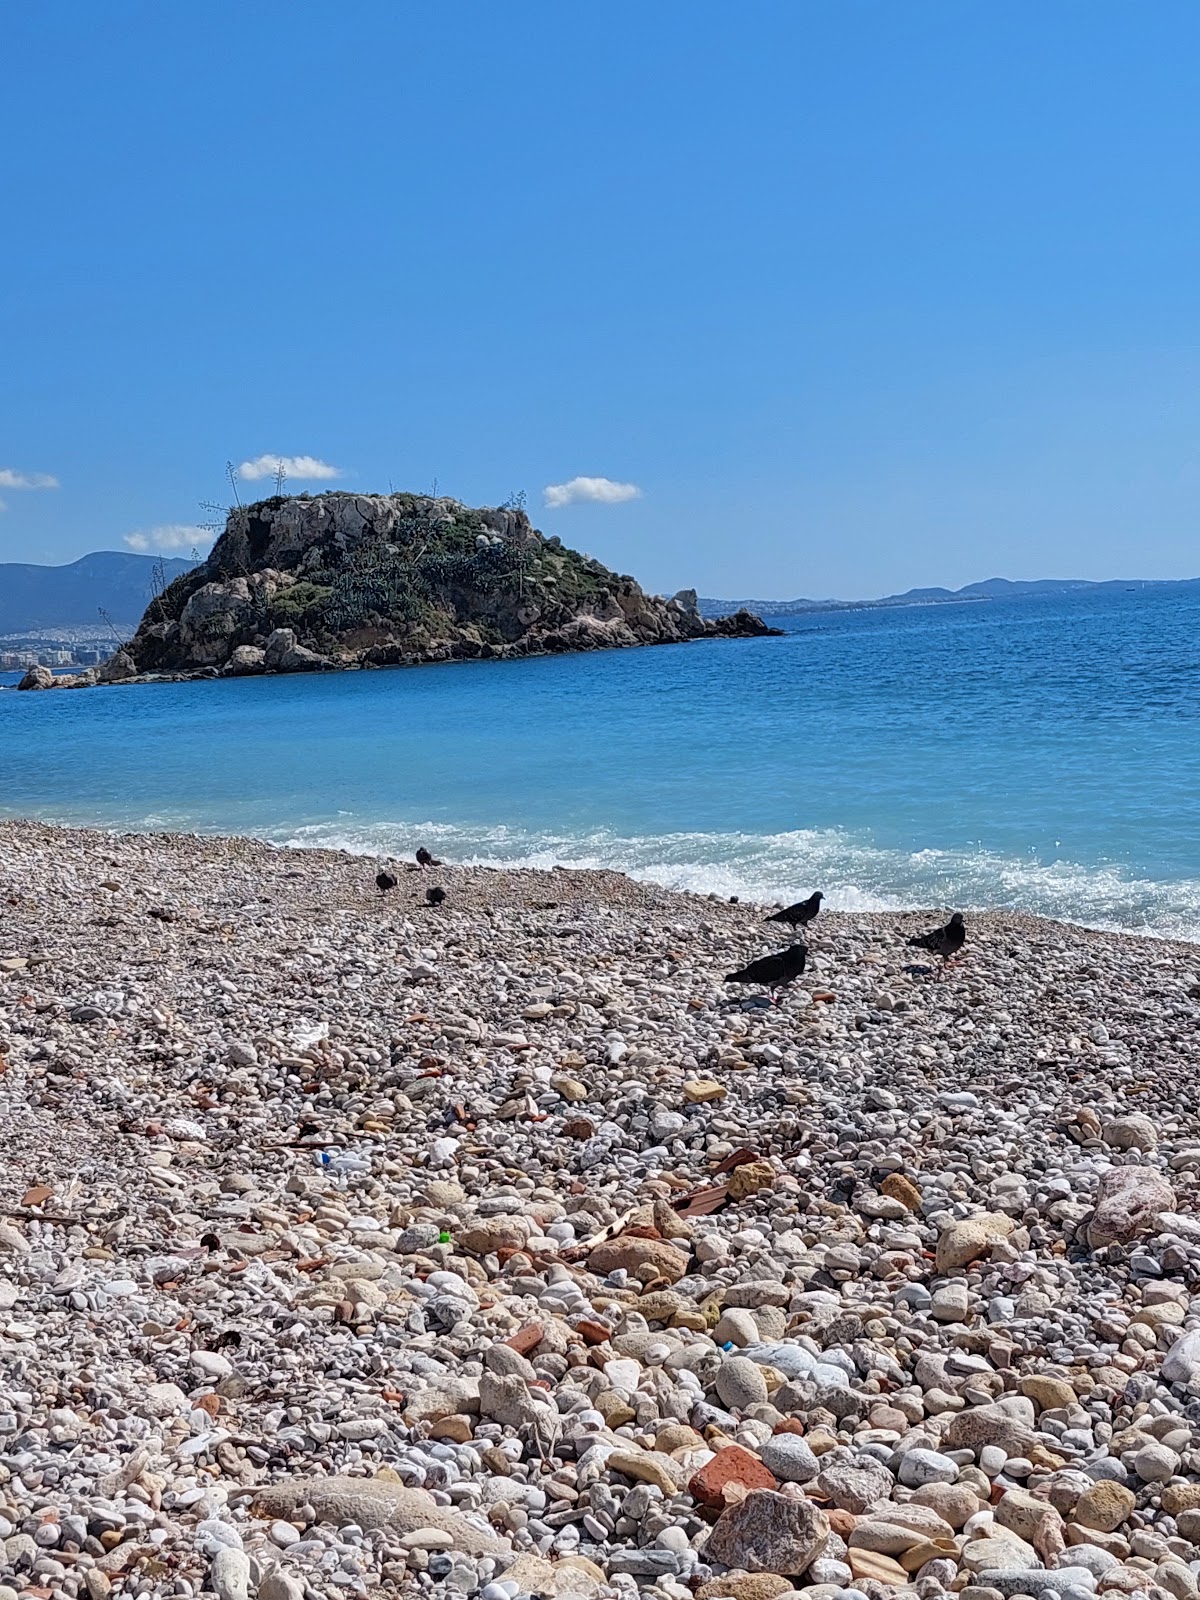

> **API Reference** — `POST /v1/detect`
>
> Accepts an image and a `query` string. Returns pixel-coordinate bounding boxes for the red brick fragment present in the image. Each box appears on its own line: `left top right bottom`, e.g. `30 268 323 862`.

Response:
573 1318 612 1345
688 1444 777 1508
505 1321 545 1356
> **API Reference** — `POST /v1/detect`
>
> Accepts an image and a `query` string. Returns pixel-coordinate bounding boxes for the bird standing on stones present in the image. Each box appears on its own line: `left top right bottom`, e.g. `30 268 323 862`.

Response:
416 847 442 868
375 870 398 894
766 890 823 930
907 911 966 969
426 886 447 907
724 943 807 1001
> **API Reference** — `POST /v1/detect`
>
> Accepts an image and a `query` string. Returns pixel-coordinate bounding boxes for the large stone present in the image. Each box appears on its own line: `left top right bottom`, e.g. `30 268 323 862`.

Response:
607 1450 686 1495
253 1477 508 1554
961 1531 1039 1573
994 1488 1065 1559
727 1160 777 1200
935 1220 991 1272
881 1172 922 1211
456 1214 536 1255
210 1548 250 1600
1161 1327 1200 1385
946 1404 1037 1457
848 1550 910 1584
757 1433 820 1484
1156 1562 1199 1600
263 627 332 672
258 1575 304 1600
1160 1483 1200 1515
404 1376 481 1423
706 1490 829 1577
16 664 55 690
715 1309 761 1348
1087 1166 1174 1249
978 1570 1099 1597
179 581 254 664
898 1447 959 1486
479 1372 551 1429
1101 1115 1157 1152
815 1458 894 1514
912 1483 983 1528
588 1236 690 1284
1018 1374 1078 1410
697 1576 794 1600
222 645 266 676
1074 1481 1136 1533
723 1280 790 1309
716 1356 770 1411
849 1505 957 1553
96 648 138 682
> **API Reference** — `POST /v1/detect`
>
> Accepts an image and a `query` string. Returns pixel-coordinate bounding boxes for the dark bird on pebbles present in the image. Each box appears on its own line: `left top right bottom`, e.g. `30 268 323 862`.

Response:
416 847 442 867
907 911 966 968
767 890 823 929
375 871 398 894
426 886 447 907
724 942 807 1001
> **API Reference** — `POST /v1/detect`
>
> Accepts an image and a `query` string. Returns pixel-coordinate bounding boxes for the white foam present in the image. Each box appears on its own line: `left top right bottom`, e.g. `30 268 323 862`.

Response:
270 816 1200 944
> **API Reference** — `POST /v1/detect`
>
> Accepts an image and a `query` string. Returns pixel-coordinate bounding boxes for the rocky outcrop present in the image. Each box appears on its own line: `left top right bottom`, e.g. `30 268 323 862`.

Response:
122 492 778 679
17 665 56 690
262 628 332 672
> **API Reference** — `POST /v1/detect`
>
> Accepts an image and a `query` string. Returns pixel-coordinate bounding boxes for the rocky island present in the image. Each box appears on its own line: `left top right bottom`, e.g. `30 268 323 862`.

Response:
19 493 775 688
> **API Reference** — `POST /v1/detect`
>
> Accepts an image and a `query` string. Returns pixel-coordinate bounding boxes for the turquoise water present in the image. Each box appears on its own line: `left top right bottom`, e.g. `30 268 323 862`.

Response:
3 587 1200 940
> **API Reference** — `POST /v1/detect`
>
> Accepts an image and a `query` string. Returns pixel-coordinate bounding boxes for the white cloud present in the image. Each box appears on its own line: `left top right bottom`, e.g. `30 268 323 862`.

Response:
123 524 210 554
235 454 343 482
543 475 642 509
0 467 59 491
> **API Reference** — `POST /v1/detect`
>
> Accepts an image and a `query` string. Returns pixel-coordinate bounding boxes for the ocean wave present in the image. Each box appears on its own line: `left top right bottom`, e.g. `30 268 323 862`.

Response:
272 817 1200 944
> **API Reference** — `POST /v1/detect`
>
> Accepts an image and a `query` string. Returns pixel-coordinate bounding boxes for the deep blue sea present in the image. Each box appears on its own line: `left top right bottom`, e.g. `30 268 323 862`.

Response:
3 587 1199 940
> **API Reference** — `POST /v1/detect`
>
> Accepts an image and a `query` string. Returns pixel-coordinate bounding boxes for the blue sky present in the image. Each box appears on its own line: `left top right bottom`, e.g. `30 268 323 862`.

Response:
3 2 1200 597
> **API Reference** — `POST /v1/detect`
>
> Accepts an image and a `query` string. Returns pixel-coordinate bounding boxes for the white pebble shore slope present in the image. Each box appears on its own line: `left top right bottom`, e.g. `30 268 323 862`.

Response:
2 822 1200 1600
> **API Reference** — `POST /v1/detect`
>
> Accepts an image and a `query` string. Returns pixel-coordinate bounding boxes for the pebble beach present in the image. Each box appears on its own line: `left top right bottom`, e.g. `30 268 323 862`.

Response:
3 821 1200 1600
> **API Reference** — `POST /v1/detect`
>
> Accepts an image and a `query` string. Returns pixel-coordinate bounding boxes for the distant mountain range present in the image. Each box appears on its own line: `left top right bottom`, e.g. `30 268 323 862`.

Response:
700 574 1200 617
0 551 197 634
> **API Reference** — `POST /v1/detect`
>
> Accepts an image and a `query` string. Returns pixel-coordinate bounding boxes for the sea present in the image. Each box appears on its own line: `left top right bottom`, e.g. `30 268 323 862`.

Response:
2 585 1199 942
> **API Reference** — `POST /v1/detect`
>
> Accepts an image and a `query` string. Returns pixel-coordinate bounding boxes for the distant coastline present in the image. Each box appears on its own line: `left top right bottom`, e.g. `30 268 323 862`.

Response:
699 572 1200 618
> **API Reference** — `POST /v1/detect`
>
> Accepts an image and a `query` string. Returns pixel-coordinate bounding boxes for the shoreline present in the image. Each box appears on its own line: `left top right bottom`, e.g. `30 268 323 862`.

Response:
1 815 1196 953
3 819 1200 1600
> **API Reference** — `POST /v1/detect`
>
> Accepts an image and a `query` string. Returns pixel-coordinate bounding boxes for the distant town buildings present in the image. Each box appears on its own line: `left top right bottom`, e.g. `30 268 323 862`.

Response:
1 647 97 669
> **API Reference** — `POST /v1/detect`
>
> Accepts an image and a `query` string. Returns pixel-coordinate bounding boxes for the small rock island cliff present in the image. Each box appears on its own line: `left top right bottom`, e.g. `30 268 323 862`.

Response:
102 492 775 682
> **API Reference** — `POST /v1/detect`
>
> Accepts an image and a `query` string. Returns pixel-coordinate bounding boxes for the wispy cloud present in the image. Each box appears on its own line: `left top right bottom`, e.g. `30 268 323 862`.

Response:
124 524 210 554
0 467 59 491
543 475 642 509
235 454 343 482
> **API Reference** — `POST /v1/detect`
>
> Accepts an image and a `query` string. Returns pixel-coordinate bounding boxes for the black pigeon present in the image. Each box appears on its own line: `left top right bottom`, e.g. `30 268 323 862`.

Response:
426 886 447 907
724 942 807 999
376 870 398 893
767 890 824 929
416 847 442 867
907 911 966 966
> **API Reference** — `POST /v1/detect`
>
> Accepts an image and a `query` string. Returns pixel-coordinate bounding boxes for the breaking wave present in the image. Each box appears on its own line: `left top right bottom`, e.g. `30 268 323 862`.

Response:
275 817 1200 944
